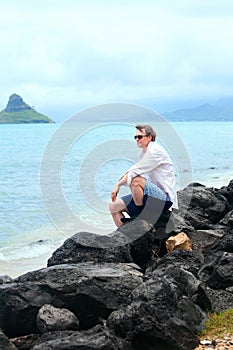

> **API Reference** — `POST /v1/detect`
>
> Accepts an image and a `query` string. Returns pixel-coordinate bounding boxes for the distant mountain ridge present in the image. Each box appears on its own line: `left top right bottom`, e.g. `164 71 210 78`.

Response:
163 102 233 121
0 94 55 124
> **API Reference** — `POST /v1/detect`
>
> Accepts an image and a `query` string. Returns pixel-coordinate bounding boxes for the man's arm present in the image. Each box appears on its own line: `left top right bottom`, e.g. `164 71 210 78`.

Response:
111 172 128 201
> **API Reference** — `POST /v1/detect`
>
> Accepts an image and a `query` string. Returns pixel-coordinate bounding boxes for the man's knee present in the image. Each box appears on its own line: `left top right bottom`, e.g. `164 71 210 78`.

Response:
130 176 146 188
109 199 126 214
109 201 115 213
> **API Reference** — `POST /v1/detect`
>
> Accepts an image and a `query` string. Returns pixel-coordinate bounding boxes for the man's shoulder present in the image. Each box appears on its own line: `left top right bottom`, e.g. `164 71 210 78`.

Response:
148 141 169 156
148 141 163 151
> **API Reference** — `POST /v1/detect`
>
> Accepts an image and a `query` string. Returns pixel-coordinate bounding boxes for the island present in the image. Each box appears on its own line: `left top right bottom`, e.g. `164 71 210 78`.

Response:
0 94 55 124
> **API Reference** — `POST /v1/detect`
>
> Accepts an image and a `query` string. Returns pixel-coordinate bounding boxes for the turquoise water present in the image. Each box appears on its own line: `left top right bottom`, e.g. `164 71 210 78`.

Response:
0 120 233 277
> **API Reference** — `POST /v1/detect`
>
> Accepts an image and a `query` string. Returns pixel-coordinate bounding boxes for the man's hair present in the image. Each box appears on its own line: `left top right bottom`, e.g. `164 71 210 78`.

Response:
135 125 156 141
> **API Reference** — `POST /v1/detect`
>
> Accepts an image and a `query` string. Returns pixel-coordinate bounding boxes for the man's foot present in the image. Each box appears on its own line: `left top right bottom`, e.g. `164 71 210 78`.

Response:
120 217 135 223
163 200 173 211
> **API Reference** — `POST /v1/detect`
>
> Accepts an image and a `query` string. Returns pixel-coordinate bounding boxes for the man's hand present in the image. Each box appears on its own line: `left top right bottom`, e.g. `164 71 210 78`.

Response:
111 173 128 202
111 184 120 202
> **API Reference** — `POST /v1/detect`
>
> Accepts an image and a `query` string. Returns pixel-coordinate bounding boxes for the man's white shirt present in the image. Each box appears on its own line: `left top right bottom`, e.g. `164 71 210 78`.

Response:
126 141 178 209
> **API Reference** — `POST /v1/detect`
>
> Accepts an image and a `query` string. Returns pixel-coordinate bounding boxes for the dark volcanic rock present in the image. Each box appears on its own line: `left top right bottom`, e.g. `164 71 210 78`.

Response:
117 219 156 269
219 209 233 227
5 94 31 113
0 329 18 350
0 275 13 284
107 250 210 350
48 220 155 270
0 263 143 337
198 251 233 289
2 180 233 349
219 179 233 207
207 230 233 253
10 334 40 350
47 230 133 267
177 184 229 229
188 228 225 251
146 250 205 280
32 325 129 350
204 287 233 313
108 275 205 350
36 304 80 333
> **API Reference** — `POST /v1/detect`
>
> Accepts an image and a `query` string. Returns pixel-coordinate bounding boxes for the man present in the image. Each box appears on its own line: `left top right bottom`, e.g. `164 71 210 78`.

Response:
109 125 178 227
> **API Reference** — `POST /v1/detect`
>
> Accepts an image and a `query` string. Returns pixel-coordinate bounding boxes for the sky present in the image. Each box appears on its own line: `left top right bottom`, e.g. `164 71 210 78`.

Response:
0 0 233 121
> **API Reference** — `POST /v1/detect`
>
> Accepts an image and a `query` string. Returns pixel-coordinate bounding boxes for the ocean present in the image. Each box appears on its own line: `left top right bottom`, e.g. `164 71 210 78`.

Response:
1 119 233 278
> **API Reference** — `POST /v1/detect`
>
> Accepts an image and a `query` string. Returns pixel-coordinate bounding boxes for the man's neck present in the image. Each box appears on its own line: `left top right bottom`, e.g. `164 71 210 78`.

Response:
142 141 151 152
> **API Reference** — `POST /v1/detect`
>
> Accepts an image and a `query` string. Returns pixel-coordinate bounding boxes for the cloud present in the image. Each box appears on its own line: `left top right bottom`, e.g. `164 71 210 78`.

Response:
0 1 232 119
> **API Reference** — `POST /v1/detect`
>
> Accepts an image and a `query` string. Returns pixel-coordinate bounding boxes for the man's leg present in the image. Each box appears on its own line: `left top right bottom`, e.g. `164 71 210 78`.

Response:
130 176 146 205
109 198 129 227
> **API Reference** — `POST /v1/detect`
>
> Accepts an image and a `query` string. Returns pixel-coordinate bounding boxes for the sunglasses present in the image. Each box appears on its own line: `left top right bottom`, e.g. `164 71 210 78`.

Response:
134 135 148 140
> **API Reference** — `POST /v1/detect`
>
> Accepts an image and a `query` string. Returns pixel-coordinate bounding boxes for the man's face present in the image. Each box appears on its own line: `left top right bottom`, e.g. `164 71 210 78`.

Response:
134 128 152 149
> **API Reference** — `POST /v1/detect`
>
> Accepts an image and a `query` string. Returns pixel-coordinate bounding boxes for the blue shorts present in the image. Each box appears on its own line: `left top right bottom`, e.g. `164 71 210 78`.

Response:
144 180 168 201
121 180 170 218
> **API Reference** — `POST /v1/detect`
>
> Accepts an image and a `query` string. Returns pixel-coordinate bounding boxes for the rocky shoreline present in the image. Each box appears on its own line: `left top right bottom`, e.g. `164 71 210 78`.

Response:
0 180 233 350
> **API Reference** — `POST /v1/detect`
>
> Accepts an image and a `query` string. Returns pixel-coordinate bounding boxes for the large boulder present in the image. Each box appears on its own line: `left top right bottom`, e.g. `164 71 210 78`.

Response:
48 220 154 268
0 263 143 337
108 277 205 350
32 325 129 350
108 250 209 350
48 220 159 270
47 231 132 267
177 184 229 229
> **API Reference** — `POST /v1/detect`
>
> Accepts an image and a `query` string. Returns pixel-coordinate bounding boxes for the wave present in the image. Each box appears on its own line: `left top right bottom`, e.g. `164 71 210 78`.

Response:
0 239 61 262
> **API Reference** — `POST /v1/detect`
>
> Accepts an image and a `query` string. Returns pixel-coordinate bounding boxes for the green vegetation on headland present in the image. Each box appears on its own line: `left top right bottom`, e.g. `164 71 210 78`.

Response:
0 93 55 124
0 109 55 124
